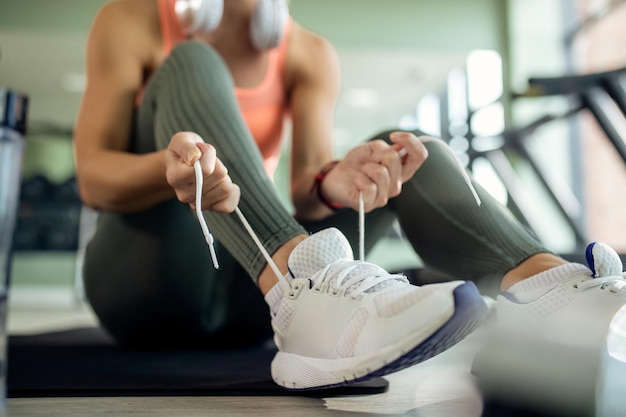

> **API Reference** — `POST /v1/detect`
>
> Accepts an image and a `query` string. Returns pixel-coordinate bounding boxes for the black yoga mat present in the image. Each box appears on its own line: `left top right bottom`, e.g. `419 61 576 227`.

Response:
7 327 388 398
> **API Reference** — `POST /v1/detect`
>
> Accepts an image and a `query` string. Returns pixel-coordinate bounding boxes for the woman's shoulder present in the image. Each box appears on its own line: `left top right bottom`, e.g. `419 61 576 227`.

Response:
289 21 334 54
287 21 338 72
88 0 161 62
92 0 158 33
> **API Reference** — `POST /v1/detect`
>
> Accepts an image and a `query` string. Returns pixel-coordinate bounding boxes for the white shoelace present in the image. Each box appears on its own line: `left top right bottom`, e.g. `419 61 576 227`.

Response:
575 273 626 294
194 142 480 280
311 259 408 298
194 161 219 268
194 160 285 281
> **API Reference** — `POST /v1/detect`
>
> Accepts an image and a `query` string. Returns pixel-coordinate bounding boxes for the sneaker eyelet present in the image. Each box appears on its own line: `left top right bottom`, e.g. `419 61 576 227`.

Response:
331 287 346 297
314 283 328 293
331 288 347 297
287 280 308 299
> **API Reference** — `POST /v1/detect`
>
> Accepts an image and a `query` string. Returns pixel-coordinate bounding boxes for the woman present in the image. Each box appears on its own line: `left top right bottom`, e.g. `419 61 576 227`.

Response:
73 0 625 391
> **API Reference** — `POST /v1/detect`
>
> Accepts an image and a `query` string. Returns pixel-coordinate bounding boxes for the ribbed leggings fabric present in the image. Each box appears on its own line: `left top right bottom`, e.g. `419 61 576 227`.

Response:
82 41 549 347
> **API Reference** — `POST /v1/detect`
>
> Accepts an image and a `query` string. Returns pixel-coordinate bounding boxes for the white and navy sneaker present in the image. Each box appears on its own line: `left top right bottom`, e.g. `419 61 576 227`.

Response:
474 242 626 415
264 227 488 390
497 241 626 347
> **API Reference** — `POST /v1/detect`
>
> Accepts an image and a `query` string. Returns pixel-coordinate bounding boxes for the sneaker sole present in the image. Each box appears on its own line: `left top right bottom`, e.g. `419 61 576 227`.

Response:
273 281 488 390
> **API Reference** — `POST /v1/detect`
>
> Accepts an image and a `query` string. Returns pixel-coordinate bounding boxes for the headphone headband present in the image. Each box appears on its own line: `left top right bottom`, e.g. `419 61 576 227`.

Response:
173 0 288 50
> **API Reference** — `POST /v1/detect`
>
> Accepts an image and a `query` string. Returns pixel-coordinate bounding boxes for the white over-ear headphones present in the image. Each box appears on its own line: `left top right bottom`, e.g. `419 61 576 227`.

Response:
174 0 289 51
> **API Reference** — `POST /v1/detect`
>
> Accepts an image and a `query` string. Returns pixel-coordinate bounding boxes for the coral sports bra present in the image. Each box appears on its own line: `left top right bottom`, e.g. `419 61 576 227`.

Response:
153 0 291 177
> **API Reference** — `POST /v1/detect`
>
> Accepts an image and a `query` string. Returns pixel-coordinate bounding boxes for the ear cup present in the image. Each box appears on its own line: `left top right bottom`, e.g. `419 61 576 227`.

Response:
249 0 289 51
175 0 224 36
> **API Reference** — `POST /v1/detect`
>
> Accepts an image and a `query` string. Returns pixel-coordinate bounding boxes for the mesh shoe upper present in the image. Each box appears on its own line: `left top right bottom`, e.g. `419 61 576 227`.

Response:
287 228 449 316
267 228 461 359
497 242 626 347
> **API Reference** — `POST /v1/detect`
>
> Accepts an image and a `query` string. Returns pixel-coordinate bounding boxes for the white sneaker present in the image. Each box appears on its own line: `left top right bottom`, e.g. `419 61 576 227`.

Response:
497 241 626 347
474 242 626 415
264 228 488 390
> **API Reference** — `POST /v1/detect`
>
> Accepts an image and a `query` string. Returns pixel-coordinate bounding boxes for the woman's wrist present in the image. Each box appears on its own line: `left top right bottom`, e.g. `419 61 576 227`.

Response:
311 160 344 211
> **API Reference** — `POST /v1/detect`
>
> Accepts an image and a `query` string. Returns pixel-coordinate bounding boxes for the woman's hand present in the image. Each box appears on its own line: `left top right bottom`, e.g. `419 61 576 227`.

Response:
165 132 240 213
322 131 429 212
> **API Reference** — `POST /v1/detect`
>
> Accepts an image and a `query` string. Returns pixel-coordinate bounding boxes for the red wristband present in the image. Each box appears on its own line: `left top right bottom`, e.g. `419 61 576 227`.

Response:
311 160 344 211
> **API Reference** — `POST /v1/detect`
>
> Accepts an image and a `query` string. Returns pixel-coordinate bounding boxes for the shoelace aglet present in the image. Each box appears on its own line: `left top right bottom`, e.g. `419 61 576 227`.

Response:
205 234 219 269
468 182 482 206
194 160 220 269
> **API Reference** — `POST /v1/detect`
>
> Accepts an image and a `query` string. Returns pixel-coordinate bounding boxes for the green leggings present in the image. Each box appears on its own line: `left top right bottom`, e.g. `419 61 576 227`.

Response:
83 41 548 347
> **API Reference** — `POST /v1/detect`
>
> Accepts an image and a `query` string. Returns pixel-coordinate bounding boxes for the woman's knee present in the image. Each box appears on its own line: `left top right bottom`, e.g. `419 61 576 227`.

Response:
364 128 428 144
169 40 225 68
158 40 235 94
